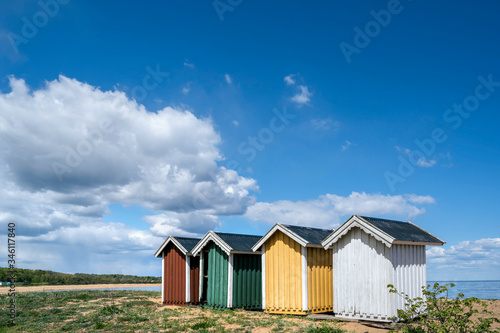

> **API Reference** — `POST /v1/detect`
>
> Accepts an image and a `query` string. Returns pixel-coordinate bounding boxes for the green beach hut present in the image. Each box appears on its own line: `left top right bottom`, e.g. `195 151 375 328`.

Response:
191 231 262 310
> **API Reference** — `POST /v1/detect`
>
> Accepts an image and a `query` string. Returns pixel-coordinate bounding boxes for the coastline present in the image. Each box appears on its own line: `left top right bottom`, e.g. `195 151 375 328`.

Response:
0 283 161 294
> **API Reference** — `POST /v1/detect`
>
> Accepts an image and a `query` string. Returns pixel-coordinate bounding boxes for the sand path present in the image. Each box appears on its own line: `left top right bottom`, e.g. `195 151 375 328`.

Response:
0 283 161 294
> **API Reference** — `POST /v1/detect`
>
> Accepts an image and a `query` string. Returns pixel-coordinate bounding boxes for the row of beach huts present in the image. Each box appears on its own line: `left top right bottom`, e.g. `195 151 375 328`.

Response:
154 215 444 322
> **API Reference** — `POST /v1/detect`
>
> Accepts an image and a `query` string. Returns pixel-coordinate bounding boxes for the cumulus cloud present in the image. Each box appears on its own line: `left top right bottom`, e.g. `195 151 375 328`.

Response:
406 194 436 204
290 85 312 106
17 222 162 274
0 76 258 272
144 211 220 238
225 74 232 85
426 238 500 281
284 74 296 86
427 238 500 270
245 191 435 228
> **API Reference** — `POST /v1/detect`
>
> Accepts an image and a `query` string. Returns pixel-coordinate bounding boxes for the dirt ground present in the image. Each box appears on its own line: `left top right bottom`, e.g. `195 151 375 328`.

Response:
3 285 498 332
156 303 391 333
0 283 161 294
155 300 500 333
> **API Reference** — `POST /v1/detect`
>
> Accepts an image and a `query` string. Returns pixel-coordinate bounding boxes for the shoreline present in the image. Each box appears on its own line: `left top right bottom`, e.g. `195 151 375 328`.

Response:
0 283 161 294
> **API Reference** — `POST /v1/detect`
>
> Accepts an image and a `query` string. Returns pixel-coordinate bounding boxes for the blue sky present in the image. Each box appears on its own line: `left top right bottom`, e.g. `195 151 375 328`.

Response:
0 0 499 280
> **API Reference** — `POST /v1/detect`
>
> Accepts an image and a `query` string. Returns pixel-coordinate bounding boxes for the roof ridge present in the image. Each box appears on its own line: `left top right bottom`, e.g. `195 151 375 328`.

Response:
359 215 407 224
214 231 262 237
282 224 332 231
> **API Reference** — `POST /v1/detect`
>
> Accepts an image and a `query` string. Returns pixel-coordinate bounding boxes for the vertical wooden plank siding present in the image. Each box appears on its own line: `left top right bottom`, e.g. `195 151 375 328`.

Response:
190 256 200 305
265 231 306 314
163 243 187 305
307 247 333 313
332 227 393 321
232 254 262 309
207 242 229 309
391 244 426 314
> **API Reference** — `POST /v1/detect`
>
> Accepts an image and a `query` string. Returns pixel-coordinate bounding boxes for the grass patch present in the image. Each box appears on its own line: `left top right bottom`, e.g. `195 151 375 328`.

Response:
0 289 363 332
306 322 347 333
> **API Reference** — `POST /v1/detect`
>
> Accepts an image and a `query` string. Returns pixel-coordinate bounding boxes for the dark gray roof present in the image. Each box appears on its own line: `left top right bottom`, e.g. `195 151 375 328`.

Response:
215 232 262 252
283 225 333 245
174 237 201 253
359 216 444 244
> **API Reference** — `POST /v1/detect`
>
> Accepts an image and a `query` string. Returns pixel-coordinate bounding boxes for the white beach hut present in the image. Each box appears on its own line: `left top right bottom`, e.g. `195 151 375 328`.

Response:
322 215 444 322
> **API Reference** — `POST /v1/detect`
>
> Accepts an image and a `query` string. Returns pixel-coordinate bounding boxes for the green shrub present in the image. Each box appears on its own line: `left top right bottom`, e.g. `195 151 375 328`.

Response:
305 322 347 333
191 316 217 330
99 305 124 316
74 293 94 301
388 282 500 333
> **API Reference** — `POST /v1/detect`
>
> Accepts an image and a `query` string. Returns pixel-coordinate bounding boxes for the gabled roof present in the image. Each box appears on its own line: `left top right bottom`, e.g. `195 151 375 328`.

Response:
154 236 201 258
191 231 262 256
217 232 263 252
284 225 333 245
322 215 445 249
252 223 333 251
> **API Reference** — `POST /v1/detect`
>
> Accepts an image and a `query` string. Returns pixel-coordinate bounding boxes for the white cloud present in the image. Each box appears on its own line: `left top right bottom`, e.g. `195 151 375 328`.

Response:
232 120 240 127
183 60 195 68
426 238 500 279
0 76 259 273
225 74 232 85
311 118 339 131
245 191 435 228
182 83 191 95
427 238 500 264
144 211 220 238
396 146 437 168
290 85 312 106
17 222 162 274
406 194 436 204
417 157 437 167
284 74 296 86
342 140 356 151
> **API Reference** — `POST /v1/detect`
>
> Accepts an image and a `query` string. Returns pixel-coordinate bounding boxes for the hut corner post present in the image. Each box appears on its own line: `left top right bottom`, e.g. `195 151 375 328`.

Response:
185 255 191 303
301 246 308 312
227 253 234 308
161 251 165 303
261 243 266 310
199 252 203 302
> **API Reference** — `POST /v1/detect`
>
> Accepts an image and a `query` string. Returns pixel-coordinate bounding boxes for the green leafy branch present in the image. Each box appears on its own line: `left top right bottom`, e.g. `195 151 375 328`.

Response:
388 282 499 333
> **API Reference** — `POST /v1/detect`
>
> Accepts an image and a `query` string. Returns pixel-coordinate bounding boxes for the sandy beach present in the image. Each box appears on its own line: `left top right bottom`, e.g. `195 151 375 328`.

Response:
0 283 161 294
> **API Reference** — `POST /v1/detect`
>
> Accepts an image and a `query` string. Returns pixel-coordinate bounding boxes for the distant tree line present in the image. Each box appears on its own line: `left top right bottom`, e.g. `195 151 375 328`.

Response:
0 267 160 286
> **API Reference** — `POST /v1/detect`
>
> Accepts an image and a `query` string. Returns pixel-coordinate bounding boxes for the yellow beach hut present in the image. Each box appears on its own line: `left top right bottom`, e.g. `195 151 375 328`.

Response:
252 224 333 315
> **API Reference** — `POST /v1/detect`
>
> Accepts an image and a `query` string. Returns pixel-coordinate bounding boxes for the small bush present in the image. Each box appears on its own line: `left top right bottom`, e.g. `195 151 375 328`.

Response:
191 316 217 330
388 282 500 333
99 305 124 316
306 323 347 333
74 293 93 301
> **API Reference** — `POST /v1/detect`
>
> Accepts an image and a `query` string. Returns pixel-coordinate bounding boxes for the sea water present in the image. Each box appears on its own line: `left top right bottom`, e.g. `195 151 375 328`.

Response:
428 280 500 300
40 281 500 299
